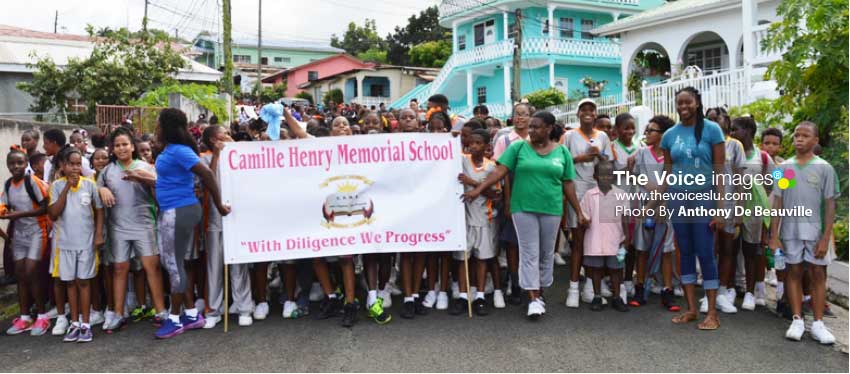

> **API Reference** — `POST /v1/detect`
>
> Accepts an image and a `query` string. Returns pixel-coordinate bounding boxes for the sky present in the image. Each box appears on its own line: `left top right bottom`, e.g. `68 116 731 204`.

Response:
0 0 441 44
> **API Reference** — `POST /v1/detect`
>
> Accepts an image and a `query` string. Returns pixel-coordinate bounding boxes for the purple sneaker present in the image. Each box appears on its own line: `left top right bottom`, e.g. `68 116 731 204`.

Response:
77 326 93 343
63 325 81 342
180 314 205 331
154 318 184 339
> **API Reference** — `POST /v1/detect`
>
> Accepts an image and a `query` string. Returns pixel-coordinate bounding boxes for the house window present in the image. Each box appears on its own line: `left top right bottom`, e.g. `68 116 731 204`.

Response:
474 19 495 46
260 57 268 65
274 57 292 63
233 54 251 63
476 87 487 104
686 45 724 72
370 84 385 97
458 35 466 51
308 71 319 81
581 19 595 39
559 17 574 39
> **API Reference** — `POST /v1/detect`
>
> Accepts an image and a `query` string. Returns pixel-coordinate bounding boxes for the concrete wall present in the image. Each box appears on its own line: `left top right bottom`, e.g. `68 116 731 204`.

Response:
0 72 35 114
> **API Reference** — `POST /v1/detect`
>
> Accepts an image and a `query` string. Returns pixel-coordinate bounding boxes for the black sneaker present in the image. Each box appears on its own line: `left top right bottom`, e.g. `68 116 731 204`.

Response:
611 297 629 312
414 299 429 316
316 297 342 320
508 286 523 305
629 284 646 307
401 301 415 319
590 296 605 311
661 288 681 312
473 298 488 316
341 302 358 328
449 298 466 316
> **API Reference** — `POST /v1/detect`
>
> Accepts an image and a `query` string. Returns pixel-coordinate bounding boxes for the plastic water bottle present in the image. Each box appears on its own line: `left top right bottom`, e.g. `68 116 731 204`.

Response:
774 249 786 271
616 246 627 264
764 246 775 269
644 217 656 230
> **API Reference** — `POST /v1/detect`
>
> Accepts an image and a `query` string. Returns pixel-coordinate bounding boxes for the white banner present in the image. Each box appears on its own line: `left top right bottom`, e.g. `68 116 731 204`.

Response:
220 133 467 264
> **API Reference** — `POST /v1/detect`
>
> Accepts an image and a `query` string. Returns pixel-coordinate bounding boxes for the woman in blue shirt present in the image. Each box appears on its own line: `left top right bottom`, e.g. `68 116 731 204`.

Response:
154 108 230 339
656 87 726 330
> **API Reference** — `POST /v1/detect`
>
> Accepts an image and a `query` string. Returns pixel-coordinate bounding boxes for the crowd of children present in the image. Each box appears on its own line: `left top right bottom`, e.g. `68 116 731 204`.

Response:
0 88 838 345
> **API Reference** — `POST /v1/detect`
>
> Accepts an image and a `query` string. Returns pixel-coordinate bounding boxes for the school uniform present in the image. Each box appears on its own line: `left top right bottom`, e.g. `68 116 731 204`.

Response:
580 186 627 269
97 161 159 264
454 155 499 261
563 128 610 228
49 177 103 281
0 175 50 261
722 137 745 234
739 149 774 244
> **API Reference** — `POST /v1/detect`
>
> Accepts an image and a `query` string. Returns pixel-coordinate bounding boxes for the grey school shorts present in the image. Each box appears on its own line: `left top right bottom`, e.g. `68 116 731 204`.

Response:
782 239 830 267
582 255 623 269
12 232 46 262
454 224 499 261
111 230 159 263
633 220 675 254
566 183 592 229
56 248 97 281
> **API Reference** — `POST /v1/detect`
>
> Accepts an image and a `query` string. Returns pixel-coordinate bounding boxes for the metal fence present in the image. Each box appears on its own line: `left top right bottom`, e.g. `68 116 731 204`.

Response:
548 92 637 127
95 105 165 135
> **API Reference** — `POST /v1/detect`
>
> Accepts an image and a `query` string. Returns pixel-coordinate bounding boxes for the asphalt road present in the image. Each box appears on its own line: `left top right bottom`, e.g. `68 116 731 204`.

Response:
1 267 847 372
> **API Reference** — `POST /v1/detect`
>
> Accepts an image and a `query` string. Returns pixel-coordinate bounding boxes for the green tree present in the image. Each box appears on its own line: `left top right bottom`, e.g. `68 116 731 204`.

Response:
408 40 452 68
763 0 848 146
356 47 388 63
331 19 384 57
295 91 314 104
385 6 449 66
322 88 344 107
524 88 566 109
254 83 287 103
17 26 186 124
131 83 228 122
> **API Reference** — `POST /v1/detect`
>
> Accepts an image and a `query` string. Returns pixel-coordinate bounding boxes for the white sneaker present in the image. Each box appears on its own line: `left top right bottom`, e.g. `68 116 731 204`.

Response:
741 292 756 311
268 275 282 290
379 289 393 308
566 282 580 308
600 281 613 298
527 300 544 318
485 275 495 294
385 282 403 296
650 284 663 295
309 282 324 302
422 290 437 308
785 317 805 341
581 281 595 303
754 283 767 306
699 297 708 314
673 286 684 297
619 284 628 305
203 314 221 329
52 315 69 335
282 301 298 318
810 320 835 345
436 292 449 310
624 281 635 297
554 253 567 266
493 290 506 309
538 299 547 315
451 282 460 300
726 288 736 303
253 302 269 320
716 294 738 314
195 298 206 313
238 313 253 327
46 306 59 319
89 309 105 325
102 310 116 331
767 269 778 287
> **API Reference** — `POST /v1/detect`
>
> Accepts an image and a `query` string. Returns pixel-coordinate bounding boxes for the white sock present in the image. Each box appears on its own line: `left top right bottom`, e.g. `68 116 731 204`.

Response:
81 323 90 329
404 296 414 303
72 321 81 327
570 281 579 290
458 292 468 300
803 295 811 303
169 314 181 324
185 308 198 318
367 290 377 307
413 293 420 299
328 293 338 299
37 313 48 320
475 292 485 300
776 282 785 300
20 315 32 321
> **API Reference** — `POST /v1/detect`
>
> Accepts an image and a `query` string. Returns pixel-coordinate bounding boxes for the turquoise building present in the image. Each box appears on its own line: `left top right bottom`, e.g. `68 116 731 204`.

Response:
390 0 665 118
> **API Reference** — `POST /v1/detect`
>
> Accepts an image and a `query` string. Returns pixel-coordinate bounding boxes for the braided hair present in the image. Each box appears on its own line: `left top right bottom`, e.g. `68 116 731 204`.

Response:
675 86 705 144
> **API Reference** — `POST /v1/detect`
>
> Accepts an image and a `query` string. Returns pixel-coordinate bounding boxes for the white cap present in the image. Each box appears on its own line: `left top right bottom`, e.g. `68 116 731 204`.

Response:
576 98 597 112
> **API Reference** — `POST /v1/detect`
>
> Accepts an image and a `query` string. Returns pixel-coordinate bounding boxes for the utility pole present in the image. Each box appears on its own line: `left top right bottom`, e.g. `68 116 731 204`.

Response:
174 28 178 40
222 0 234 107
256 0 263 98
143 0 149 32
54 10 58 33
511 9 522 105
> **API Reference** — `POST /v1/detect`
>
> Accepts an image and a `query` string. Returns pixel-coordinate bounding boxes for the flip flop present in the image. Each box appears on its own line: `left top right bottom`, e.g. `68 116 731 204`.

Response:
698 315 720 330
672 312 698 324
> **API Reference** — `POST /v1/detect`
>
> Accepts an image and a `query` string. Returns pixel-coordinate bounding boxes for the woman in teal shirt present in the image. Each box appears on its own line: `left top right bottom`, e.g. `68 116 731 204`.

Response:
464 111 585 319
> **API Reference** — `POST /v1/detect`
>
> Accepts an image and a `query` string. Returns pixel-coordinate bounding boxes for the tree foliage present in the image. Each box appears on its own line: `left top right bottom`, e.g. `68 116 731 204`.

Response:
356 47 388 64
763 0 848 146
130 83 228 121
322 88 344 108
255 83 287 104
17 26 186 124
524 88 566 109
331 19 384 57
408 40 452 68
385 6 449 66
295 91 314 105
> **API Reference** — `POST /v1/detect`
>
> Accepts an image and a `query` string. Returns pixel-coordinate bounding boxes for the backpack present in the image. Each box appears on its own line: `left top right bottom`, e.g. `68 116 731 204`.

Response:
4 173 40 206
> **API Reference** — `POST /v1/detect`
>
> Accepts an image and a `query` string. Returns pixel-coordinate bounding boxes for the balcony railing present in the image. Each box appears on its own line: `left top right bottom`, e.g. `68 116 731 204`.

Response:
524 38 619 59
439 0 640 19
752 23 784 65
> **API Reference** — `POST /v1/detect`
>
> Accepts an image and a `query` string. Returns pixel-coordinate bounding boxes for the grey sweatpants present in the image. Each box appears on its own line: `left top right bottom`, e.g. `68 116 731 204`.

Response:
512 212 560 290
158 204 202 294
206 230 254 316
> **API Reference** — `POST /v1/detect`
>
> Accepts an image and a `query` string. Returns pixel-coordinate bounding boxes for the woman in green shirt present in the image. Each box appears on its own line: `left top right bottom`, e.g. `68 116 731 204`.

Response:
464 111 585 319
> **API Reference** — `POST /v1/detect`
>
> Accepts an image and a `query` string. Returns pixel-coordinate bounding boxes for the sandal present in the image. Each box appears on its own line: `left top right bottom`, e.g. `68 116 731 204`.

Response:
671 312 698 324
698 314 720 330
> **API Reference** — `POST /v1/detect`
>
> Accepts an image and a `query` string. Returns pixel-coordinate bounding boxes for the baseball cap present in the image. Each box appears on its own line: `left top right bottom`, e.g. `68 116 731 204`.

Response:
576 98 596 111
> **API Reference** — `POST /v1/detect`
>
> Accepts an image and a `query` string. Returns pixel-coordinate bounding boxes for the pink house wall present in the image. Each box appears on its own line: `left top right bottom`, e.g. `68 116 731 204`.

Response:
284 55 371 97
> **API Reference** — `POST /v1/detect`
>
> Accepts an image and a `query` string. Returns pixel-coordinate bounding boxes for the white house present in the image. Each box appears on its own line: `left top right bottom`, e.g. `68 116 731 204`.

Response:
592 0 784 117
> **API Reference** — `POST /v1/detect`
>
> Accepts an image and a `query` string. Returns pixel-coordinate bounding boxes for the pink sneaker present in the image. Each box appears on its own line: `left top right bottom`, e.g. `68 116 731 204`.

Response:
30 317 51 336
6 318 33 335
